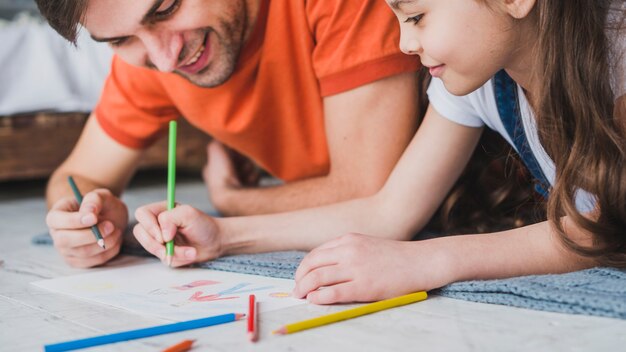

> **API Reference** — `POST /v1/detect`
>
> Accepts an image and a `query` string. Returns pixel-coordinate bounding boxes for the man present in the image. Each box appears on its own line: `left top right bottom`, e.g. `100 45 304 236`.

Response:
37 0 421 268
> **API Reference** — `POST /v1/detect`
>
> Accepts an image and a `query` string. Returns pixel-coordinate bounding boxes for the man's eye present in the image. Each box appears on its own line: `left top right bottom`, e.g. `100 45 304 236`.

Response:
404 14 424 25
155 0 181 19
109 38 129 47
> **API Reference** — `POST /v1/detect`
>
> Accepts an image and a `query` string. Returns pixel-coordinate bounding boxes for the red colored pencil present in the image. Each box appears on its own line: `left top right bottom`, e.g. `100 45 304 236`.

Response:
162 339 195 352
248 294 258 342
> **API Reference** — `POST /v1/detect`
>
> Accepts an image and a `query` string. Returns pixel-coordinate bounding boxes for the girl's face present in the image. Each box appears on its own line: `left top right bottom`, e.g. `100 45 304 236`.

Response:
386 0 530 96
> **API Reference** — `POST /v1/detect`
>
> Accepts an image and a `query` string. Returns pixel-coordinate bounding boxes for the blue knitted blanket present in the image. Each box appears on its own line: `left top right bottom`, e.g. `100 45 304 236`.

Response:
33 232 626 320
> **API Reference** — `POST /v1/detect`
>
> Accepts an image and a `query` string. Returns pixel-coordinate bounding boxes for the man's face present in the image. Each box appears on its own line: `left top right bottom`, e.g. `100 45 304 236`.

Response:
83 0 251 87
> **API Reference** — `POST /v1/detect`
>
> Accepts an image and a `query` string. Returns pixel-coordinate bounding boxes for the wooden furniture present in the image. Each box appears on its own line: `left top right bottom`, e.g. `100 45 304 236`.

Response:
0 113 211 182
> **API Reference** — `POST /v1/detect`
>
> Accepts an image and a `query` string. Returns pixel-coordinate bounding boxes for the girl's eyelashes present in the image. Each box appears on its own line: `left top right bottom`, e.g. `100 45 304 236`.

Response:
404 14 424 25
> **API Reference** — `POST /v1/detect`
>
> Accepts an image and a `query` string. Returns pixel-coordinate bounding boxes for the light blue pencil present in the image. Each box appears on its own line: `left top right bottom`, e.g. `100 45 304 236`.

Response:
44 313 244 352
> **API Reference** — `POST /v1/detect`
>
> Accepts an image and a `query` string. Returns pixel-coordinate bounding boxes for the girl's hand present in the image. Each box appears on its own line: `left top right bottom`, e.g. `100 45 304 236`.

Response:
133 202 223 267
293 233 453 304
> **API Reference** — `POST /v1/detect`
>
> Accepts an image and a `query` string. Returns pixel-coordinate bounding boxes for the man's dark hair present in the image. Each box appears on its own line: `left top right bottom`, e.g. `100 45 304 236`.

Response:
35 0 88 44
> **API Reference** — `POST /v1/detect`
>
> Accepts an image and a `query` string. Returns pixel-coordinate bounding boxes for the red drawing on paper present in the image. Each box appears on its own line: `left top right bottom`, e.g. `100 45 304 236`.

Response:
188 291 238 302
172 280 220 290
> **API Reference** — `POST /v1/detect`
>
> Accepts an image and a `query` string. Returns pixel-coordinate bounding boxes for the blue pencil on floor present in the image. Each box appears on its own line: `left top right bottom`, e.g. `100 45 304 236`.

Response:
44 313 244 352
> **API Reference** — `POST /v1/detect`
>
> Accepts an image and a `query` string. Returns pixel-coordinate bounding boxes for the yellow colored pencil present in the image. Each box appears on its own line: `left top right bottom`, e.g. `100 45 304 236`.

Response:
273 291 427 335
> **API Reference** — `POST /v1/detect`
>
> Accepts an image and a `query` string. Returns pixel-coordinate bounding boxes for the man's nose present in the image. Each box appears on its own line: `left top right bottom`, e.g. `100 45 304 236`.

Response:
141 30 184 72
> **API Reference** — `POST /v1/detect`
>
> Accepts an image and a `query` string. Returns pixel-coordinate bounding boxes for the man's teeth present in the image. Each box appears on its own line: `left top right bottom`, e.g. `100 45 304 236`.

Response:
186 45 205 66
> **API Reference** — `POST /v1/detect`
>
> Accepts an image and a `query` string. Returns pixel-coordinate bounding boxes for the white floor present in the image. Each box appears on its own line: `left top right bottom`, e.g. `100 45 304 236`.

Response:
1 173 625 351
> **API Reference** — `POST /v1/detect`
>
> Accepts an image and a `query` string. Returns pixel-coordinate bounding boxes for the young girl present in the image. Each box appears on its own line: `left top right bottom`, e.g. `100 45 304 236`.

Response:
133 0 626 304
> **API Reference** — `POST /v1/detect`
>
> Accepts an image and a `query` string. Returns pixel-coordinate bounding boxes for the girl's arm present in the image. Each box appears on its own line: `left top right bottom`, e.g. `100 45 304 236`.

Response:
215 105 484 254
445 218 598 282
293 217 598 304
133 105 483 264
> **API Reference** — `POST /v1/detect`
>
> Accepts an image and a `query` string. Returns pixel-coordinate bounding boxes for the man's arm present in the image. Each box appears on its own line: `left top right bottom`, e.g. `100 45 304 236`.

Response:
207 72 420 216
47 114 144 206
45 114 144 267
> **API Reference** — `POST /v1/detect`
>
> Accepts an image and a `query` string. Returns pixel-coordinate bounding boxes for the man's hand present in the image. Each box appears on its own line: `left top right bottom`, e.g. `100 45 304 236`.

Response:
133 202 224 267
46 189 128 268
293 233 454 304
202 141 262 213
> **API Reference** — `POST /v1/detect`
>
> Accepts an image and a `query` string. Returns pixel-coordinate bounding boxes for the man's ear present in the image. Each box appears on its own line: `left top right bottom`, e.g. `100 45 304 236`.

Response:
502 0 536 19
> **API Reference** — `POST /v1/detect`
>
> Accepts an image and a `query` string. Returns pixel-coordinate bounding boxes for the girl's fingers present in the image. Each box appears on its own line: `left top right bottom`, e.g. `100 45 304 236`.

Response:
295 233 363 280
135 202 168 243
294 246 340 282
168 245 198 268
305 282 357 305
133 223 166 259
294 265 350 299
157 205 202 242
133 223 198 267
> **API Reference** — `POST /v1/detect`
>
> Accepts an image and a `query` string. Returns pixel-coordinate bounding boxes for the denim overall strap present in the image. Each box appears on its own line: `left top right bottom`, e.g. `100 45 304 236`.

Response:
493 70 550 198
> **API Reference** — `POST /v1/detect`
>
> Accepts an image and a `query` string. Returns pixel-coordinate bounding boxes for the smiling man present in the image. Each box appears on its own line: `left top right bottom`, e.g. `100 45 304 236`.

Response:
36 0 421 268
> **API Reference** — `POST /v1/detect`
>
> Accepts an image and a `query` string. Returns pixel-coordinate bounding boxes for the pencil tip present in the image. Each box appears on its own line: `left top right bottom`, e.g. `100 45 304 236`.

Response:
166 256 173 267
272 327 286 335
235 313 246 320
97 239 105 249
248 332 258 342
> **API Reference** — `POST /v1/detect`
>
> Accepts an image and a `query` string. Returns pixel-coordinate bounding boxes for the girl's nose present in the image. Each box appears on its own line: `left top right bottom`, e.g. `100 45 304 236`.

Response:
400 37 421 56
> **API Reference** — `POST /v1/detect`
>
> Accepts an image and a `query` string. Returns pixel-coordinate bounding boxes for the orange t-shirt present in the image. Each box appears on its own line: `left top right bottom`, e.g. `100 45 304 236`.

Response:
95 0 420 182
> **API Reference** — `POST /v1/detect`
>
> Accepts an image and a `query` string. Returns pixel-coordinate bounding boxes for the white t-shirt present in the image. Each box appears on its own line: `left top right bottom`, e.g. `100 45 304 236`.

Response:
428 65 624 213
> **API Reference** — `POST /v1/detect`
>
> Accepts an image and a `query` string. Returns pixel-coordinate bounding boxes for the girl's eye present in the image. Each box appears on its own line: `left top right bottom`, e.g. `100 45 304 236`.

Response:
404 14 424 25
155 0 181 20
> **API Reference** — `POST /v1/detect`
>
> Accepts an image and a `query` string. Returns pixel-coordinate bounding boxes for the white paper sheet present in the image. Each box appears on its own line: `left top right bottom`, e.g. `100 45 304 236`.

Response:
32 263 304 321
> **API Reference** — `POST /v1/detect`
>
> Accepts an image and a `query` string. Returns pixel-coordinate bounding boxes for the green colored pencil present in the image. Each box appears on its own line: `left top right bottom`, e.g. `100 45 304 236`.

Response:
67 176 106 249
165 120 177 266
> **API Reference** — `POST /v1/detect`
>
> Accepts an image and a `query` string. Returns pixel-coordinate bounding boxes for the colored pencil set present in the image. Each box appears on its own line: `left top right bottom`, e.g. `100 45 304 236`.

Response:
44 291 427 351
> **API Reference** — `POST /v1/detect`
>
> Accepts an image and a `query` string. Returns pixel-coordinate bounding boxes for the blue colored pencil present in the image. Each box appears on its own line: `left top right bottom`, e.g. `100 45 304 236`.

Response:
44 313 244 352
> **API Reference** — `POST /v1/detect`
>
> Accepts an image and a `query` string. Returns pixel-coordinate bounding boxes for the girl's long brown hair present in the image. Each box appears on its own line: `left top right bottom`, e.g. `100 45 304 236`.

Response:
418 66 546 239
533 1 626 266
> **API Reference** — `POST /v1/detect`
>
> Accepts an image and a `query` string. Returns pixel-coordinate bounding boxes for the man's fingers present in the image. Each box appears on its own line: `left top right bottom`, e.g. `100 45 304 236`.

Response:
63 242 122 269
79 189 110 215
46 197 96 230
61 228 123 259
52 221 116 250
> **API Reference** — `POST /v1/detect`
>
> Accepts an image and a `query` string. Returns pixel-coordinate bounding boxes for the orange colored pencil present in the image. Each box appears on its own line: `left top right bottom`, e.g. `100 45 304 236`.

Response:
248 294 259 342
162 339 195 352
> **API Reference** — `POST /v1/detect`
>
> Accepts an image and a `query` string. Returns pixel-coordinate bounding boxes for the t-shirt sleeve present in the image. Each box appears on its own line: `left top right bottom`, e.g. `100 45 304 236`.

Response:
95 55 180 149
426 77 485 128
307 0 421 96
